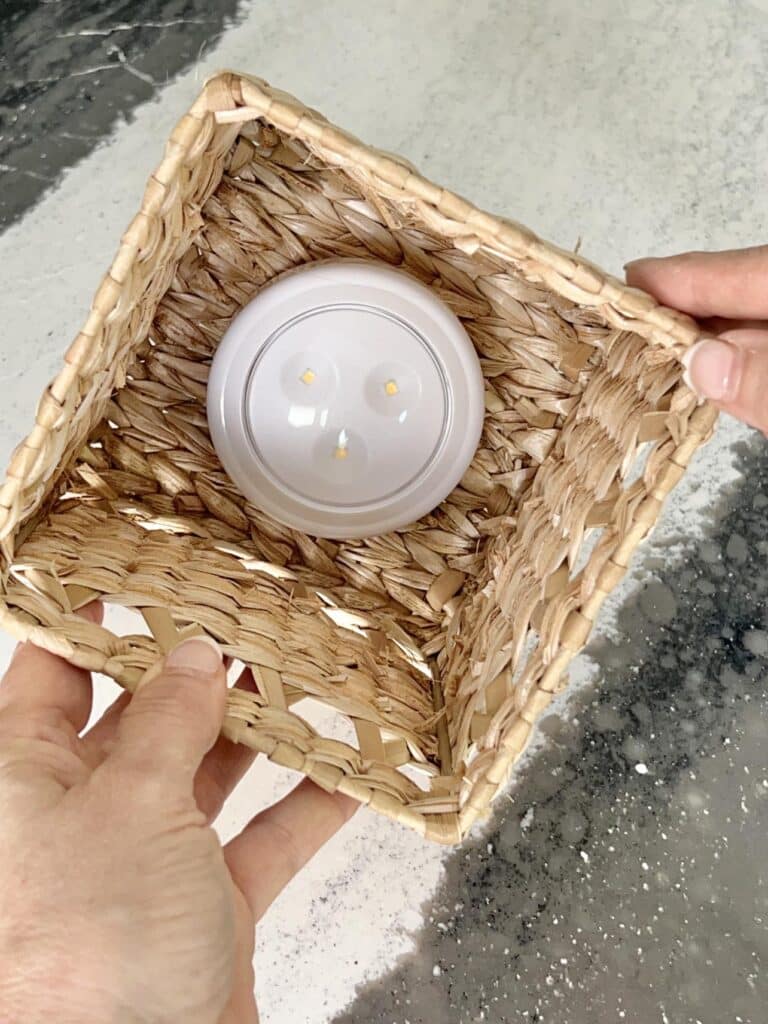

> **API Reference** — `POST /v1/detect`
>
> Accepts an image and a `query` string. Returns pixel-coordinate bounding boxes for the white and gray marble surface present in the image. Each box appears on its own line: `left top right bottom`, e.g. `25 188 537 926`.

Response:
1 1 767 1020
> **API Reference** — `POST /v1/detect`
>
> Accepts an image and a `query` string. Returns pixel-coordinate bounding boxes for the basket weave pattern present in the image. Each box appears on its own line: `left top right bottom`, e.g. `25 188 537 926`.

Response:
0 73 716 842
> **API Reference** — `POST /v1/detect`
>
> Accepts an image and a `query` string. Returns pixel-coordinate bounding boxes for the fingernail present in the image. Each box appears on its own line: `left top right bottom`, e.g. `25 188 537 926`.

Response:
165 636 223 674
682 339 742 401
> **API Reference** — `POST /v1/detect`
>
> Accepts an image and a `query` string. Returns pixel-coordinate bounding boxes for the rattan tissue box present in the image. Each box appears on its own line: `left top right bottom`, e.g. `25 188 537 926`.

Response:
0 72 716 843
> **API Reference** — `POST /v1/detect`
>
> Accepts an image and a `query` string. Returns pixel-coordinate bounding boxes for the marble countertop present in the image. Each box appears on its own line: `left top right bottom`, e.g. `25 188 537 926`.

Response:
1 1 767 1020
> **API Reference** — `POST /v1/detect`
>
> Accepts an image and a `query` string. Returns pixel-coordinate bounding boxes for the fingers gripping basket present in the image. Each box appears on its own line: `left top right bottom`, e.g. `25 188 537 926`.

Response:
0 73 716 843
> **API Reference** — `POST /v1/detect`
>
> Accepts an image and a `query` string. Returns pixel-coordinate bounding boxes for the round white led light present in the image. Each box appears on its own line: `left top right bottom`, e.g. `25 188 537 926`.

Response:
207 260 485 539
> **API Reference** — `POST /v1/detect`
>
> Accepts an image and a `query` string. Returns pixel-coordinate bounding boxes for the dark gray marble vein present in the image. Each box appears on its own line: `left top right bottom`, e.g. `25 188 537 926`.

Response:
0 0 241 229
335 436 768 1023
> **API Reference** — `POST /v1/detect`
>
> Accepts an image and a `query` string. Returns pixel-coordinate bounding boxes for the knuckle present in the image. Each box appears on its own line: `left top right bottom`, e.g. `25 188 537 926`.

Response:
0 732 87 790
678 253 710 311
96 763 205 835
99 755 180 808
0 711 77 750
126 686 194 728
137 671 219 721
262 818 305 879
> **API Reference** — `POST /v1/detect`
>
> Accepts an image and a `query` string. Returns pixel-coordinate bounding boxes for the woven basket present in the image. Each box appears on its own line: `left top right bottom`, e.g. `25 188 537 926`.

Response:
0 72 717 843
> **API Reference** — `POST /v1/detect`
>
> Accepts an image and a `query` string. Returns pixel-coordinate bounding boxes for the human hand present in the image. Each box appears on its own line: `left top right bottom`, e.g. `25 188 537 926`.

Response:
0 606 356 1024
626 246 768 435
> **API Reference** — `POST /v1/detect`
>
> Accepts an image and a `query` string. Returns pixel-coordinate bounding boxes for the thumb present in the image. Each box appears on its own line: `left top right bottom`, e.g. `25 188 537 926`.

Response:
107 637 227 787
683 331 768 434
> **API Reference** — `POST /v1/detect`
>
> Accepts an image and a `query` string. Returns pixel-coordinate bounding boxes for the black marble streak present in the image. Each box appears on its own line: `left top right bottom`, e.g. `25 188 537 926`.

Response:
0 0 241 229
335 438 768 1024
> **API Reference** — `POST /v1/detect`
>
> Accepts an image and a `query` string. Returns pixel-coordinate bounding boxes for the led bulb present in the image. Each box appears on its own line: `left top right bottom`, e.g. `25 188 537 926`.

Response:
207 260 485 539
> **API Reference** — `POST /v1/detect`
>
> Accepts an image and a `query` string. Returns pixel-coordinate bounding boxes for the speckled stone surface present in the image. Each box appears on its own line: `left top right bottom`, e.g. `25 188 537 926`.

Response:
1 2 767 1021
336 435 768 1022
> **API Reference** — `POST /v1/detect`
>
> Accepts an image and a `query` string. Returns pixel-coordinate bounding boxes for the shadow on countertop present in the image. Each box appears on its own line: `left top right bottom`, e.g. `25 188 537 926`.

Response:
335 434 768 1024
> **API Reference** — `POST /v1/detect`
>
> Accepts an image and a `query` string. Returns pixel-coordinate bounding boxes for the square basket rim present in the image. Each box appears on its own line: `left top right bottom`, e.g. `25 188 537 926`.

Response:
0 70 718 844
